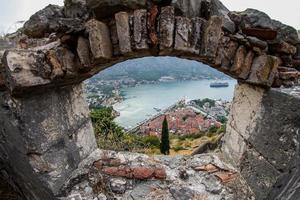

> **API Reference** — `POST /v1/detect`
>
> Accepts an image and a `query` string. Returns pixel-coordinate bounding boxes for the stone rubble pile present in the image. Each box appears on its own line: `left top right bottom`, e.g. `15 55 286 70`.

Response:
58 149 253 200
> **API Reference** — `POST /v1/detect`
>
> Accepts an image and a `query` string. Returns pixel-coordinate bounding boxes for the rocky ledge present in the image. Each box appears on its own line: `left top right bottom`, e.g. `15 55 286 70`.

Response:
58 149 253 200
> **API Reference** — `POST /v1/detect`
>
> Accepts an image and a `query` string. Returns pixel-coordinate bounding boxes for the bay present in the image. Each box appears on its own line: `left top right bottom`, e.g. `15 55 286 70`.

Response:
113 79 237 128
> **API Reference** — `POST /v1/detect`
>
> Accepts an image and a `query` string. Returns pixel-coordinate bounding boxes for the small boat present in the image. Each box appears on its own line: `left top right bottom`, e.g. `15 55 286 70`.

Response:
153 107 162 112
210 82 229 88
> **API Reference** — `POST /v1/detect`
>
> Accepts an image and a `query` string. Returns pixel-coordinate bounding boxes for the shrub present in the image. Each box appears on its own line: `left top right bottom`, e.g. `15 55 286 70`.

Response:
142 135 161 148
173 146 186 152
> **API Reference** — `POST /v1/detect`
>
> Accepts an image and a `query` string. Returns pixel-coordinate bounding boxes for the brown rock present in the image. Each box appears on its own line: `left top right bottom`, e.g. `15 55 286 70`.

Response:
242 27 277 41
214 172 237 183
115 12 132 54
246 55 279 87
239 51 255 79
0 72 5 91
154 168 167 179
93 160 103 170
46 49 64 79
147 4 159 47
277 66 299 72
231 46 247 75
77 37 91 69
200 16 223 58
85 19 112 61
270 41 297 55
279 71 300 80
134 9 148 50
215 37 239 69
194 164 219 173
102 166 133 178
55 47 79 77
159 6 175 54
132 167 155 180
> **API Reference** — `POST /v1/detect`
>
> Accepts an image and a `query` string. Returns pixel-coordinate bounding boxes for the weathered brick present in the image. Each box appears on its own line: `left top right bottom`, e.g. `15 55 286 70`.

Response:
85 19 112 61
159 6 175 54
115 12 132 54
132 167 155 180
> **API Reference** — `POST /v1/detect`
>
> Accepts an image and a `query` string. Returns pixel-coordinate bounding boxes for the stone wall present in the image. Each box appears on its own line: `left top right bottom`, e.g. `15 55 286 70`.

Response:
1 0 300 96
0 84 97 199
222 83 300 199
1 0 300 199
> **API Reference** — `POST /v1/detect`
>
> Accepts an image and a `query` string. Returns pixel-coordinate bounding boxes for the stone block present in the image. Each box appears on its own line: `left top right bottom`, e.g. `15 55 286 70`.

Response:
238 51 254 80
3 50 51 93
215 36 238 69
85 19 112 61
246 55 279 87
77 36 91 69
174 17 205 55
240 148 281 200
159 6 175 54
174 17 192 53
200 16 223 58
270 41 297 55
115 12 132 55
230 45 247 75
133 9 148 50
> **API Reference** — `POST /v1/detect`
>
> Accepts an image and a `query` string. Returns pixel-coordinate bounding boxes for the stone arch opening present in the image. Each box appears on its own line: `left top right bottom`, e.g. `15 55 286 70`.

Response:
1 0 300 199
84 55 236 154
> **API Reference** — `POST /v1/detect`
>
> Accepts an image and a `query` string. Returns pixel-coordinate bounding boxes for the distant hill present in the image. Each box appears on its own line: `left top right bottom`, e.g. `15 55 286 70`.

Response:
92 57 230 81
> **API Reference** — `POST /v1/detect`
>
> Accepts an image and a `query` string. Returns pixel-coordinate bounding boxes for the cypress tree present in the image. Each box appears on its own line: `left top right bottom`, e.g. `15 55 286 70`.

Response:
160 116 170 155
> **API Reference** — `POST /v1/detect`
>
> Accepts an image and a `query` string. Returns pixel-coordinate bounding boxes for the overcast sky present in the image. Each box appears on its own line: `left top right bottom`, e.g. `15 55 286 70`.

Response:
0 0 299 34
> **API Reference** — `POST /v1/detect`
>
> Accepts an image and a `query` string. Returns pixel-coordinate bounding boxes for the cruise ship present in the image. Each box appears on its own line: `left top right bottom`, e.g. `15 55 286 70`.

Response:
210 82 229 88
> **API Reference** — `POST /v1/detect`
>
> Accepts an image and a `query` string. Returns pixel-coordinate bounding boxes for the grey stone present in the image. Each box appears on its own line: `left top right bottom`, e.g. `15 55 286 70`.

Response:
77 37 91 69
133 9 148 50
159 6 175 54
247 36 268 49
174 17 205 55
170 186 195 200
85 19 113 61
0 83 97 198
200 16 223 58
64 0 88 19
215 36 239 69
3 50 51 94
115 12 132 54
130 182 153 199
87 0 147 19
110 178 127 194
23 5 84 38
230 9 300 45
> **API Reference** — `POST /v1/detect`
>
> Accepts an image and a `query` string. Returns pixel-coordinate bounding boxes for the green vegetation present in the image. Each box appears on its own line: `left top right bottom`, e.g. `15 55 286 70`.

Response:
193 98 216 108
91 107 161 151
160 116 170 155
90 108 226 155
177 133 204 141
